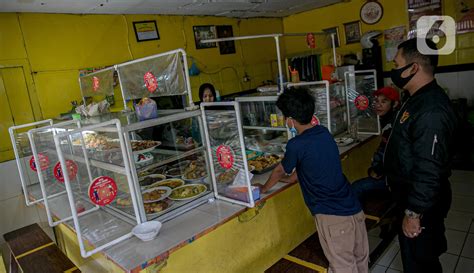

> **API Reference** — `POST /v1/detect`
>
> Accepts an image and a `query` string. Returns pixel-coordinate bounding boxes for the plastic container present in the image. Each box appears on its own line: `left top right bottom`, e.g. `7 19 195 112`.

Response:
132 221 162 241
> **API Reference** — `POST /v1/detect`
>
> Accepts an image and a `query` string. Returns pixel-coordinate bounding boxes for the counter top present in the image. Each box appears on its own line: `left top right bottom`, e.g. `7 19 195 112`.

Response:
50 134 376 272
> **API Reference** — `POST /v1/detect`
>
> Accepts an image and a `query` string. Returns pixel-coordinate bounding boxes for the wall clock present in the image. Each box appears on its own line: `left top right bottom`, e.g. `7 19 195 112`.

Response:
360 1 384 25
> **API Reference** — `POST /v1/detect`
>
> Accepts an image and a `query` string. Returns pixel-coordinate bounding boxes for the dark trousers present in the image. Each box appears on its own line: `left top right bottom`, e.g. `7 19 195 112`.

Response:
397 210 448 273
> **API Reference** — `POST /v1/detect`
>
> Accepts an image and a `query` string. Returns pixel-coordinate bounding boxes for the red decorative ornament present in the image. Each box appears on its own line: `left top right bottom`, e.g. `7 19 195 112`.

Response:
92 76 100 92
53 160 78 183
144 71 158 93
306 33 316 49
311 115 320 126
216 145 235 170
88 176 117 206
29 153 50 172
354 95 370 111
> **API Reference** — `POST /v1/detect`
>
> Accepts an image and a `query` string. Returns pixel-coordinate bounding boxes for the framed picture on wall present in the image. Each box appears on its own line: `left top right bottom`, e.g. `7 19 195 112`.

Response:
216 25 236 55
133 20 160 42
344 20 362 44
193 25 217 49
322 26 340 47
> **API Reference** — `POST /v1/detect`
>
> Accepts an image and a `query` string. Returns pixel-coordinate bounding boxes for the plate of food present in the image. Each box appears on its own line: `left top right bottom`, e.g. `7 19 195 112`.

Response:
142 186 172 203
248 154 282 174
334 137 354 146
165 167 182 178
169 184 208 201
217 169 239 184
144 199 173 216
132 140 161 155
182 161 207 182
140 174 167 189
150 178 185 189
116 197 132 207
134 152 154 165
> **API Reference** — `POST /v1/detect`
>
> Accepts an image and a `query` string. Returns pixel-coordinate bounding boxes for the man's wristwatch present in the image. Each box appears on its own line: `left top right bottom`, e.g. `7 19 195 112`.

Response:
404 209 421 219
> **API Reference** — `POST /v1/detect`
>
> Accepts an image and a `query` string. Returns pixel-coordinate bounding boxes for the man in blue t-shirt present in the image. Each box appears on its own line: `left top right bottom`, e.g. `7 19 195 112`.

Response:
256 88 369 273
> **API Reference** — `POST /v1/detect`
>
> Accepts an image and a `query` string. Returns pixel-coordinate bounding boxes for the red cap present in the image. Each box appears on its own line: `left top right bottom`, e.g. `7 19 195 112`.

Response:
374 87 400 102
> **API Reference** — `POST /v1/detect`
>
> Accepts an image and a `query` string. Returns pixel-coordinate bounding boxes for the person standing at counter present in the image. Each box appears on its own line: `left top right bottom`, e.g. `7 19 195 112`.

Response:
351 86 400 201
199 83 216 103
384 38 458 273
256 88 369 273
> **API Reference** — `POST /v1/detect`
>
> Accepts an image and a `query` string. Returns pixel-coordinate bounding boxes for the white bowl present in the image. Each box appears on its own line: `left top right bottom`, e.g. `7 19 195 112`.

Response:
132 221 162 241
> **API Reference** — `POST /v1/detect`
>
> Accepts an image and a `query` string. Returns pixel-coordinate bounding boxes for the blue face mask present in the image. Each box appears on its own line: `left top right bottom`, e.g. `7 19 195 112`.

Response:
286 118 298 137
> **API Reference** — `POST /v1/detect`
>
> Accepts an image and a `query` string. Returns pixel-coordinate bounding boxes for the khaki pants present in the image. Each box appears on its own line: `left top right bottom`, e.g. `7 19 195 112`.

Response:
315 211 369 273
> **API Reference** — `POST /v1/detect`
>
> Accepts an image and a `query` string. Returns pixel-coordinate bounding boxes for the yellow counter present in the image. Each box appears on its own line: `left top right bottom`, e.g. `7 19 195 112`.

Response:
53 136 379 273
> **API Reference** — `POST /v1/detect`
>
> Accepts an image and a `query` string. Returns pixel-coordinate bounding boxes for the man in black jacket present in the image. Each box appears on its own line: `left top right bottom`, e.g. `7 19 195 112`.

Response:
384 38 458 273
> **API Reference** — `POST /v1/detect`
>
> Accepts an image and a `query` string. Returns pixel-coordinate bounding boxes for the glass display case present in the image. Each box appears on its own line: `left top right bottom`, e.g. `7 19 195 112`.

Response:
201 102 257 207
287 80 349 136
27 120 83 227
9 119 54 206
235 95 288 156
344 69 380 135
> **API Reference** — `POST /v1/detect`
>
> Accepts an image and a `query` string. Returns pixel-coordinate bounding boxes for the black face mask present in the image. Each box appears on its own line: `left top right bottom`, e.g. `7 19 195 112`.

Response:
390 63 415 89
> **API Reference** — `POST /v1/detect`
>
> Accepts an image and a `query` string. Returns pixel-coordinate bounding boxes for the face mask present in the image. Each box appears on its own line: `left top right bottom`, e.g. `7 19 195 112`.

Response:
390 63 415 89
286 118 298 137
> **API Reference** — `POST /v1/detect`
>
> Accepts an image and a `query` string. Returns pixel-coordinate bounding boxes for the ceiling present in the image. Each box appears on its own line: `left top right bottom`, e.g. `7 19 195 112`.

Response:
0 0 345 18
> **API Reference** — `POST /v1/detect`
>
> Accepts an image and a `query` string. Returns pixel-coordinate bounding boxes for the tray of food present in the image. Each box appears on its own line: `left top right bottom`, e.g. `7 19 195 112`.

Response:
165 167 182 178
182 161 207 182
139 174 167 189
131 140 161 154
144 199 173 216
142 186 172 203
217 169 239 184
149 178 185 189
169 184 207 201
248 154 282 174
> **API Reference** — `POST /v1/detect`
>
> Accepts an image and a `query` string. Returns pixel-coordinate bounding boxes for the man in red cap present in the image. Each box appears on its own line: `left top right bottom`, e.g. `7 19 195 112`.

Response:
351 86 400 226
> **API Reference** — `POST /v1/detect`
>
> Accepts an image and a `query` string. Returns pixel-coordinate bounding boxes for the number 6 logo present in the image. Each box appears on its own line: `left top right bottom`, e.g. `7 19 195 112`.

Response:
417 16 456 55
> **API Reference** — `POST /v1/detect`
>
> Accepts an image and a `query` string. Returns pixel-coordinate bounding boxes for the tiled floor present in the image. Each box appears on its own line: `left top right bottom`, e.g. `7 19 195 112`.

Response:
370 170 474 273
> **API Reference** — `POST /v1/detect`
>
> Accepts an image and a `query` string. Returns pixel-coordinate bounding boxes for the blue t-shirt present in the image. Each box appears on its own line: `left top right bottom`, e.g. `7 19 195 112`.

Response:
281 125 361 216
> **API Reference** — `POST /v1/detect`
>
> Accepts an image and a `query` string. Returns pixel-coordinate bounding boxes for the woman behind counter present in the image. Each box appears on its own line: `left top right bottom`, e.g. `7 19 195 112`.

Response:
199 83 216 103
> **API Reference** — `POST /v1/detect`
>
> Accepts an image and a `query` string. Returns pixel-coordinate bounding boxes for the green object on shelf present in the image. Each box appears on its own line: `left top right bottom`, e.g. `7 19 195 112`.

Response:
72 114 82 120
246 150 263 161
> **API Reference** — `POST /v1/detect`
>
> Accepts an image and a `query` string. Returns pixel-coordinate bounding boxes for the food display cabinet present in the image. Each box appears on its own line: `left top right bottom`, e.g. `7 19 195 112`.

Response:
235 95 288 156
201 102 257 207
27 120 83 227
287 80 349 136
9 119 54 206
344 69 380 135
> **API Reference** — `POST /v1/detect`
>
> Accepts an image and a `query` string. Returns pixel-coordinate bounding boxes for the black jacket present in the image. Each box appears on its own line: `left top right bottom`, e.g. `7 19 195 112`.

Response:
384 80 458 216
369 110 395 177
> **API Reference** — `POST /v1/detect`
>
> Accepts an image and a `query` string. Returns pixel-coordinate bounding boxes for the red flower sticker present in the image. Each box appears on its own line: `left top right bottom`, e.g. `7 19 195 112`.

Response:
29 153 50 172
53 160 78 183
88 176 117 206
144 71 158 93
354 95 369 111
216 145 235 170
311 115 320 126
92 76 100 92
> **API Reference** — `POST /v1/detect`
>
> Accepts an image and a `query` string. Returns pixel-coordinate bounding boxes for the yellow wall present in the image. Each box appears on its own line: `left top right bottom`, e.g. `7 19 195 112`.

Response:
283 0 474 71
0 13 282 120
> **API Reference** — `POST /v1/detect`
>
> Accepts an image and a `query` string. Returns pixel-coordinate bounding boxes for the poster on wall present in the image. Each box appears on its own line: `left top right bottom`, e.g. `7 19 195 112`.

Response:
193 25 217 49
133 21 160 42
407 0 442 38
343 21 362 44
216 25 236 55
384 26 406 62
456 0 474 33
